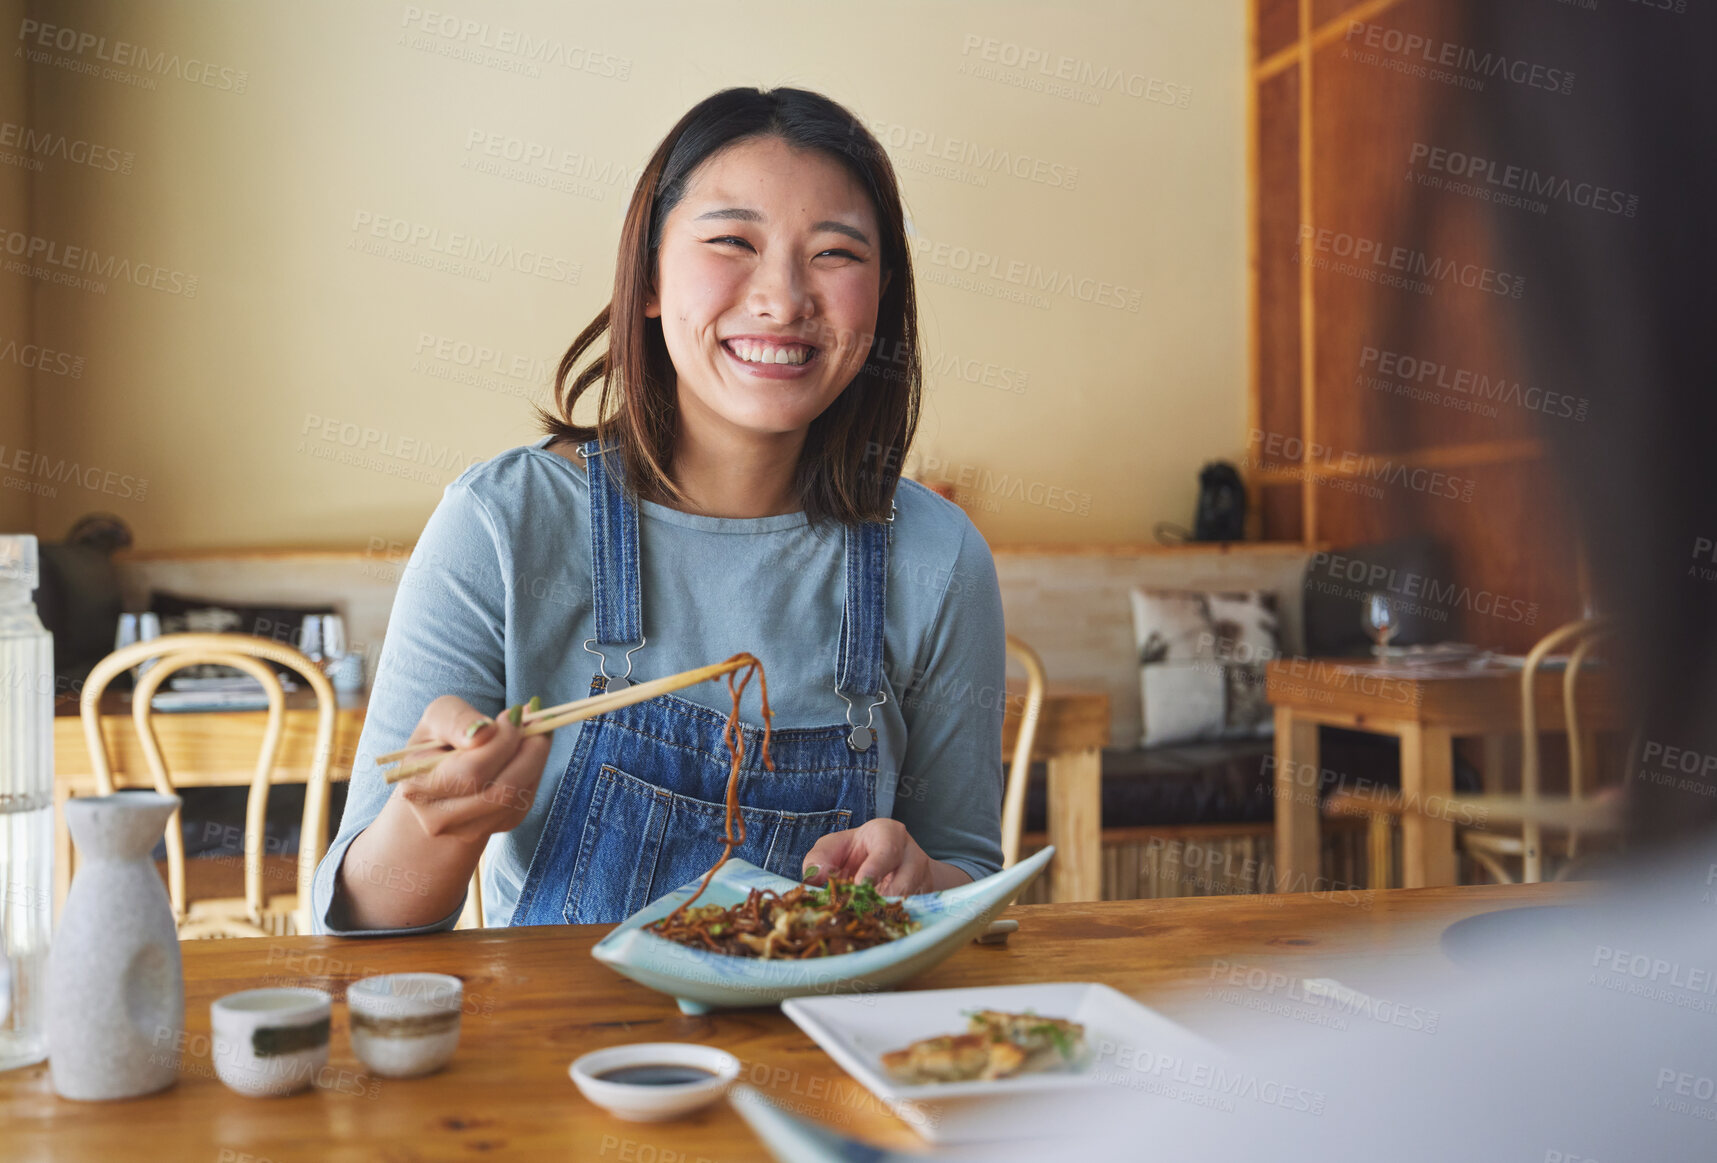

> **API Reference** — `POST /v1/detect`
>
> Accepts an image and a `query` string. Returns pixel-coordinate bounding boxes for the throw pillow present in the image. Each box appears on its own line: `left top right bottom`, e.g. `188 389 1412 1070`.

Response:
1130 588 1281 748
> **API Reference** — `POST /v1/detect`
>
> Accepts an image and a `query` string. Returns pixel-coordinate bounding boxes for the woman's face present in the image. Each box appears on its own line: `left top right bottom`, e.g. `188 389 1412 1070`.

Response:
646 135 889 441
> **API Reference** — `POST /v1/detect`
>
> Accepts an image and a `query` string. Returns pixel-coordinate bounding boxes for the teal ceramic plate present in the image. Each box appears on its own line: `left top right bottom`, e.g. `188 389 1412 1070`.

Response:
591 847 1055 1014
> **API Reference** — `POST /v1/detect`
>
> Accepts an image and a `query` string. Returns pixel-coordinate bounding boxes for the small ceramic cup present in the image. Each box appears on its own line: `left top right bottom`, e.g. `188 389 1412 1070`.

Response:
210 988 331 1097
348 973 463 1078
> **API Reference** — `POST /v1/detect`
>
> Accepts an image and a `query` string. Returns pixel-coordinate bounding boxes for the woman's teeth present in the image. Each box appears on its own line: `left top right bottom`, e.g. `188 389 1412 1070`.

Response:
727 341 812 366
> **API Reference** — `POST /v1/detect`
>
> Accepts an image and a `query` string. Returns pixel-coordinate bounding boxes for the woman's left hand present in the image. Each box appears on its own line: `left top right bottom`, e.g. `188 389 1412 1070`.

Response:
801 819 970 896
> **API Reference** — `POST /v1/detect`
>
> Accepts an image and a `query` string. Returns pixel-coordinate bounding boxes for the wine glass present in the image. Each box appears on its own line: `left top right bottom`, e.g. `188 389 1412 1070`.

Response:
1361 592 1399 657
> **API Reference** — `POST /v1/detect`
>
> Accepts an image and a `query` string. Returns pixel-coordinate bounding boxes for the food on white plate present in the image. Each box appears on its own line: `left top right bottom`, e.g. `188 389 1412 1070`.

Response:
879 1010 1086 1084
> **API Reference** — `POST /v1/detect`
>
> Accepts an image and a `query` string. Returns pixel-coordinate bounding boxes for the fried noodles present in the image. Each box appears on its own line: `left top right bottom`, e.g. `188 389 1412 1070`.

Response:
640 653 920 958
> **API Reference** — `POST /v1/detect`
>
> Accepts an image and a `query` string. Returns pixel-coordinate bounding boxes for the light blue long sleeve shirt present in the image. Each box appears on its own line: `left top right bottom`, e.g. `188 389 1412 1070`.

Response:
310 436 1007 934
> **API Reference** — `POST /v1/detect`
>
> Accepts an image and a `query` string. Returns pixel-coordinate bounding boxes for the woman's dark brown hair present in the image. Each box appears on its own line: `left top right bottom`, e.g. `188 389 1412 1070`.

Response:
537 86 920 526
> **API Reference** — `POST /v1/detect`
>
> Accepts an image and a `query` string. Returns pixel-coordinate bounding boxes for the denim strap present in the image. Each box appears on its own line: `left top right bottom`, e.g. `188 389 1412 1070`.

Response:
836 520 888 700
583 437 887 698
583 440 643 647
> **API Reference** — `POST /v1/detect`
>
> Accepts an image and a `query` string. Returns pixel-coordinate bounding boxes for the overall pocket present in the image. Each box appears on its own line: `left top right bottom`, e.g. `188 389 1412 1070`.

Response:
564 765 854 924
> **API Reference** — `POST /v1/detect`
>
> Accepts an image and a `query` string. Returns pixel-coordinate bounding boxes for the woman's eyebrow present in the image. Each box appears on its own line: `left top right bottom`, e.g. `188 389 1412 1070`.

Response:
692 207 871 246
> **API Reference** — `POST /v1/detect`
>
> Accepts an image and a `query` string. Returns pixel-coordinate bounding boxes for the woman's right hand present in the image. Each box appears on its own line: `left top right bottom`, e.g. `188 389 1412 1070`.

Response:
391 694 553 844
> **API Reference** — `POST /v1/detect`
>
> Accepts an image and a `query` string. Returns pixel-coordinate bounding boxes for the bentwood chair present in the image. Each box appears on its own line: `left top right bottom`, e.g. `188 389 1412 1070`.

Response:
1461 617 1624 883
1000 634 1049 869
79 632 338 938
1326 618 1627 887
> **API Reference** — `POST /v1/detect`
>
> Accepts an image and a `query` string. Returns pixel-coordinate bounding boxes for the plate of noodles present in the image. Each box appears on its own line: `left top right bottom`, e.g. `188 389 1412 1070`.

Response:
590 846 1054 1014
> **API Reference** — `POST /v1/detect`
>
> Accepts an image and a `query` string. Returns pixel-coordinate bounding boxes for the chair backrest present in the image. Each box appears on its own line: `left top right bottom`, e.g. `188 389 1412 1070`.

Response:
1519 617 1610 882
1000 635 1048 869
79 632 338 932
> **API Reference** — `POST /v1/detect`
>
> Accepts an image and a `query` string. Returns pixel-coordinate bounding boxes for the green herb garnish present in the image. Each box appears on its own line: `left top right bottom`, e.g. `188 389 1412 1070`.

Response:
1030 1021 1075 1058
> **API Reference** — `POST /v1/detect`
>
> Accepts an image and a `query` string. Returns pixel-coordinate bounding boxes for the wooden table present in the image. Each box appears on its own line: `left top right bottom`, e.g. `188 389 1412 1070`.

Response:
51 690 367 909
0 881 1578 1160
1266 658 1625 892
1001 682 1110 903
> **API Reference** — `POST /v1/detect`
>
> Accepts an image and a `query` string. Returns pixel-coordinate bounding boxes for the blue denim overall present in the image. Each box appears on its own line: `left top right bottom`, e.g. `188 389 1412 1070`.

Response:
510 440 888 925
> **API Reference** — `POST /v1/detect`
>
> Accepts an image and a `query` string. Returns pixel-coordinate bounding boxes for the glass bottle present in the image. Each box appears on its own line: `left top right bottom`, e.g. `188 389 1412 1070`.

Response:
0 534 53 1071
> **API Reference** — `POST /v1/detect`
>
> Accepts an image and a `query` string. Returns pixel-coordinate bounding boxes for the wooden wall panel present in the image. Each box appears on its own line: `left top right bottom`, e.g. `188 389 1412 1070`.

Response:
1255 65 1303 451
1255 0 1300 63
1248 0 1581 650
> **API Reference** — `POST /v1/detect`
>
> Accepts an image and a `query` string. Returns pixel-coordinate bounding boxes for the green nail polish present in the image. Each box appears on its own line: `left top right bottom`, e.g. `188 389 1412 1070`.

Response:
464 718 491 739
527 695 541 713
509 703 523 726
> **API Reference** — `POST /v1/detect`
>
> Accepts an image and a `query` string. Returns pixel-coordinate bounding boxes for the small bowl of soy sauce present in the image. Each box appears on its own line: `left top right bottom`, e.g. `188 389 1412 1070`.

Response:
570 1042 741 1122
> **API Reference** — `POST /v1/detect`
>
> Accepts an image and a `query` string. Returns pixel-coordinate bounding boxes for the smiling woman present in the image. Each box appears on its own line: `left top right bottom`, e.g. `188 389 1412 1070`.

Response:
538 87 920 524
313 88 1006 935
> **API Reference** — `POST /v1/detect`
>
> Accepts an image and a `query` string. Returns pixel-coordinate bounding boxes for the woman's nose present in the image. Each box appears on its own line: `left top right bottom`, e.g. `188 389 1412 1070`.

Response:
745 251 812 321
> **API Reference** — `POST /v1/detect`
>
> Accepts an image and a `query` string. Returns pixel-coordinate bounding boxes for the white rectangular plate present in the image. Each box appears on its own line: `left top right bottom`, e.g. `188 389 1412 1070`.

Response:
783 982 1220 1143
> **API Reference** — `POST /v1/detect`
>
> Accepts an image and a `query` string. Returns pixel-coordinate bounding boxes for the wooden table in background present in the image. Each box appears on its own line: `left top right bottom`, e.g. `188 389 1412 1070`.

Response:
1002 681 1109 903
0 882 1579 1160
1266 659 1624 892
53 683 1110 907
51 690 367 909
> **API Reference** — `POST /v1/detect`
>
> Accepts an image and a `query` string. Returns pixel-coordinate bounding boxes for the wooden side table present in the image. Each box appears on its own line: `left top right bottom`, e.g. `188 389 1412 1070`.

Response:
1002 682 1110 902
1265 658 1625 891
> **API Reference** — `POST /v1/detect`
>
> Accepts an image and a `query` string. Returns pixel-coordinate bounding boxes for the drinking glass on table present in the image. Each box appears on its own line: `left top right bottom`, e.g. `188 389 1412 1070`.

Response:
1361 592 1399 657
319 614 347 663
299 614 326 668
115 612 162 685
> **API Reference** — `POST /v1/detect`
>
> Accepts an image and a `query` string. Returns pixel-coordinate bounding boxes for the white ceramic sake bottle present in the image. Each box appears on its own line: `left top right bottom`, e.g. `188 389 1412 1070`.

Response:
46 791 184 1100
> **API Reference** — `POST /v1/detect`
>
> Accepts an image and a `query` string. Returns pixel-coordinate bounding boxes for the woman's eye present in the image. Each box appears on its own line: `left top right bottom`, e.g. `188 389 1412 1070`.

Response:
818 248 862 261
707 236 754 250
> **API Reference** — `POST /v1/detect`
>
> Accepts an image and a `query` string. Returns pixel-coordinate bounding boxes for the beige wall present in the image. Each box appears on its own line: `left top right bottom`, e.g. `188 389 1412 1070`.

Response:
19 0 1244 550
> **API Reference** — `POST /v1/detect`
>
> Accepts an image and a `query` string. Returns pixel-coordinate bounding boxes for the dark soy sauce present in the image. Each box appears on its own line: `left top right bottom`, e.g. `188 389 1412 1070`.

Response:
594 1063 717 1086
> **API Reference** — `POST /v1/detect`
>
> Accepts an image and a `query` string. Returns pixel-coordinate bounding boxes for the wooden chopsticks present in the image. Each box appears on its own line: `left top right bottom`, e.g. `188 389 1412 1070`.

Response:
378 654 762 785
